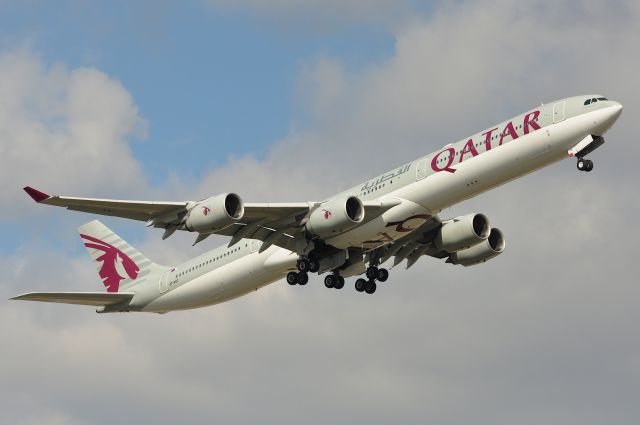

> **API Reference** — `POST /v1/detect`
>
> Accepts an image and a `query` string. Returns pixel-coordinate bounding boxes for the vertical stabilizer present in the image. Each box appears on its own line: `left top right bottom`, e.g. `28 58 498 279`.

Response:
78 220 163 293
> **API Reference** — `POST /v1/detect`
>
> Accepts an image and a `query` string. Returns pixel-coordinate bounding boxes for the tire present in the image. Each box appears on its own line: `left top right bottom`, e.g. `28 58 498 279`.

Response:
297 272 309 285
324 275 335 288
577 159 585 171
355 278 366 292
377 268 389 282
586 160 594 172
286 272 298 285
335 276 345 289
366 266 378 280
297 259 310 272
309 259 320 273
364 281 377 294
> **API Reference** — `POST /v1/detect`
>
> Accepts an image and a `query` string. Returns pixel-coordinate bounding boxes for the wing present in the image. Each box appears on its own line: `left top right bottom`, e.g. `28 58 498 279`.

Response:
24 186 188 222
11 292 134 306
24 187 400 253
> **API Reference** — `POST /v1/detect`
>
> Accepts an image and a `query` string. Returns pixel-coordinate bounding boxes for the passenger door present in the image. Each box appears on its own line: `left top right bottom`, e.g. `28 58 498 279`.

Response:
553 101 566 123
416 159 428 181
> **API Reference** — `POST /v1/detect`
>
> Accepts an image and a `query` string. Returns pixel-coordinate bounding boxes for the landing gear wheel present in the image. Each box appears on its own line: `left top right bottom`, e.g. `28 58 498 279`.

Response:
366 266 379 280
585 159 594 172
577 158 586 171
355 278 366 292
297 272 309 285
364 280 377 294
324 275 335 288
286 272 298 285
297 258 311 272
308 259 320 273
377 268 389 282
335 276 345 289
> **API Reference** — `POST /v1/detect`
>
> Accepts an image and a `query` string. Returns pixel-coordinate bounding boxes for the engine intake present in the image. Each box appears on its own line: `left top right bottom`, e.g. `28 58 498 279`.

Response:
185 193 244 232
434 213 490 252
448 228 505 266
306 196 364 237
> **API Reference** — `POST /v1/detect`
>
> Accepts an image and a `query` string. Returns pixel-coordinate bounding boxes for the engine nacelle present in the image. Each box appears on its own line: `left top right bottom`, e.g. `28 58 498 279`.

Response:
434 213 490 252
306 196 365 238
448 228 505 266
185 193 244 232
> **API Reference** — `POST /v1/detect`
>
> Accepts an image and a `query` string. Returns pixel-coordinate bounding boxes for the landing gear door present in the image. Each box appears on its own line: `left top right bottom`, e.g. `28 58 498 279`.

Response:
553 101 566 123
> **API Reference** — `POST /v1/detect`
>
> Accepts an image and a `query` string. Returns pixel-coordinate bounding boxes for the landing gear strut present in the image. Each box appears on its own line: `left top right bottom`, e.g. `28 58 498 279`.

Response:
577 158 594 172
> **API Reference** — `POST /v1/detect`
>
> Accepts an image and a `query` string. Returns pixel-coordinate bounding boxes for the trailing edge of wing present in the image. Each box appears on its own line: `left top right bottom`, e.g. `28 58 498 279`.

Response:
10 292 134 306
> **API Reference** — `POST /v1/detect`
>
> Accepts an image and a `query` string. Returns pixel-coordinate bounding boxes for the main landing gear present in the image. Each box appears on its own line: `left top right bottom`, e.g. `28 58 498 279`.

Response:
287 257 320 286
354 265 389 295
287 257 390 295
287 271 308 285
576 158 594 172
324 273 345 289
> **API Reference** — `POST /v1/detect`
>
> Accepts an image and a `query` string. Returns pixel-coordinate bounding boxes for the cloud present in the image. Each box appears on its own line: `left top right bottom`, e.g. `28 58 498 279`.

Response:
0 46 147 221
2 1 640 424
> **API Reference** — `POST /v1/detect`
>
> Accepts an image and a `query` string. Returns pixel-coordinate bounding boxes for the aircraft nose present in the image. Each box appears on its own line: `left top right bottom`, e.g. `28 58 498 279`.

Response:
609 101 623 121
606 101 623 127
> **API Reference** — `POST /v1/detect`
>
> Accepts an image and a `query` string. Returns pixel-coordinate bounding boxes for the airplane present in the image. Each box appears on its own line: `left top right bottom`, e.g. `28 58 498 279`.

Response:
12 94 623 313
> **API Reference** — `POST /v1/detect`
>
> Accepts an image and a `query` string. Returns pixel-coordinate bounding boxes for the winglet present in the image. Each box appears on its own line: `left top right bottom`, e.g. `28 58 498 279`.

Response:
23 186 50 203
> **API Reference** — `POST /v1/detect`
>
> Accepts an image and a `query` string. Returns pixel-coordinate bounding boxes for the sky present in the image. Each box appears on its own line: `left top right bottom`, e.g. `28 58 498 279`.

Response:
1 1 639 424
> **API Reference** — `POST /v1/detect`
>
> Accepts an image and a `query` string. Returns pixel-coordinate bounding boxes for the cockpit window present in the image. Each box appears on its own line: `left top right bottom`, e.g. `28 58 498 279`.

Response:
592 98 598 103
584 99 591 105
597 97 608 101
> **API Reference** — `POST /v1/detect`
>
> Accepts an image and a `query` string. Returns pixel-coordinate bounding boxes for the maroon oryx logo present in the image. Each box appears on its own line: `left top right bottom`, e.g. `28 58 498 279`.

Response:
202 206 211 216
80 234 139 293
323 209 332 219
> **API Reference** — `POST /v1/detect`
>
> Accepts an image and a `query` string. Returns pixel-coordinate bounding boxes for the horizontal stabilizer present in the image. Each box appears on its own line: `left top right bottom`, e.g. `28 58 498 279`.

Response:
11 292 134 306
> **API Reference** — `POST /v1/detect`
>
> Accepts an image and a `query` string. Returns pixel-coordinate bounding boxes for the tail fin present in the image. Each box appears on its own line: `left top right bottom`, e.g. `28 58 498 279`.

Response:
78 220 163 293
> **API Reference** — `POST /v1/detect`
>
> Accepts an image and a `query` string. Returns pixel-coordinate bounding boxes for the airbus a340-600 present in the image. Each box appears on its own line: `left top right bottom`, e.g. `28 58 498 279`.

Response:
13 95 622 313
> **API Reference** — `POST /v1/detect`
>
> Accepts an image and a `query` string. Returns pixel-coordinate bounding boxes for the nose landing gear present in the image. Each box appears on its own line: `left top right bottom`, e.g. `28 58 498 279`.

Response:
577 158 594 172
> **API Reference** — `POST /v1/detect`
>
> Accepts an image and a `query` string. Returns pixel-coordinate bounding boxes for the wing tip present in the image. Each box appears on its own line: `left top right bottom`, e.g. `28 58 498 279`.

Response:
23 186 50 203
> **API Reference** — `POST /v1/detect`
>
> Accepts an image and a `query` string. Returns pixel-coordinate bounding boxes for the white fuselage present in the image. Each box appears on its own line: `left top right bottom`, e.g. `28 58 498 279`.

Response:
129 96 622 312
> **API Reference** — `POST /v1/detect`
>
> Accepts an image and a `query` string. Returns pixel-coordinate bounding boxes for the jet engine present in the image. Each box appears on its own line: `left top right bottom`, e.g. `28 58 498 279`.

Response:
306 196 365 238
434 213 491 252
185 193 244 232
448 228 505 266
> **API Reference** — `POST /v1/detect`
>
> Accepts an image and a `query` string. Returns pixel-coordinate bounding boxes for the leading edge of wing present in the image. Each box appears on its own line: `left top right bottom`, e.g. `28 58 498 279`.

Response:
10 292 134 306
